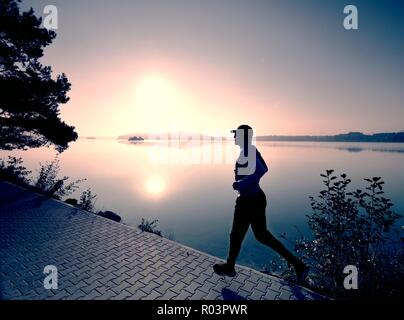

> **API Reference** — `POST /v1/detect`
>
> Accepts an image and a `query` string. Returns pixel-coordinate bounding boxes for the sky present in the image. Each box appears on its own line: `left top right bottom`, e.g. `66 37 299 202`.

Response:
23 0 404 137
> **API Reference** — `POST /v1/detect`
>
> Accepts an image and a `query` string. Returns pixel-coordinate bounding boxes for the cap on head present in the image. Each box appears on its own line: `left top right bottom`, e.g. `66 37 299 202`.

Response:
230 124 253 135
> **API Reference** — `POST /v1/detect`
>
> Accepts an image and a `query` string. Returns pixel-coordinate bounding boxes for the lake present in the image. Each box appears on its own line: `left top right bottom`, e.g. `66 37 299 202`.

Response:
2 139 404 271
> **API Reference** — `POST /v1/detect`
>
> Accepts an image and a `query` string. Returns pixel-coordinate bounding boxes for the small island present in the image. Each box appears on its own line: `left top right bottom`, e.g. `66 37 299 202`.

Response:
128 136 145 142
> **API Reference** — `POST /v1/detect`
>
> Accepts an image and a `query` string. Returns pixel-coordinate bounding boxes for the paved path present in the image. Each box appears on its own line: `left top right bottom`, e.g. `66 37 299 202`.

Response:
0 181 325 300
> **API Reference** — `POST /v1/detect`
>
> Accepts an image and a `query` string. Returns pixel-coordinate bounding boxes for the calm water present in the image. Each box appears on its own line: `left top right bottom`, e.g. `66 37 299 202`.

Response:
2 139 404 271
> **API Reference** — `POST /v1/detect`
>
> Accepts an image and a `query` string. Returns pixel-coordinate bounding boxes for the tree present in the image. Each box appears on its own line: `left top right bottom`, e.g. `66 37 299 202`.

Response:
0 0 77 152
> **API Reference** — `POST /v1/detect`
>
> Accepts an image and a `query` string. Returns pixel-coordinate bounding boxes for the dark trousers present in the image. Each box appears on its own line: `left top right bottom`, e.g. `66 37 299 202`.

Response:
227 190 300 267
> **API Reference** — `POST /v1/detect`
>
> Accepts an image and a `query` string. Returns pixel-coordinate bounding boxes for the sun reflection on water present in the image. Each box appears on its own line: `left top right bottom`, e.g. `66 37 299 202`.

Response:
145 175 166 196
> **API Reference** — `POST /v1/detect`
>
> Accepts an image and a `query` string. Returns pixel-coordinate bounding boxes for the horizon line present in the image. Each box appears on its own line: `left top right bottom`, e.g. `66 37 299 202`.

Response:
78 130 404 139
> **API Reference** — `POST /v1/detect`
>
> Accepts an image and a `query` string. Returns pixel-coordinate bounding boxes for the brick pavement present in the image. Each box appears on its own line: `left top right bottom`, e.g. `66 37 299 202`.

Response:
0 181 325 300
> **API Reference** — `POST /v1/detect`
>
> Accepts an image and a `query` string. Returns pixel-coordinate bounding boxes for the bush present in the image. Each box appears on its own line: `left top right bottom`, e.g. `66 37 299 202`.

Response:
33 155 84 199
78 188 97 212
138 218 162 236
1 155 102 217
0 156 31 185
280 170 403 299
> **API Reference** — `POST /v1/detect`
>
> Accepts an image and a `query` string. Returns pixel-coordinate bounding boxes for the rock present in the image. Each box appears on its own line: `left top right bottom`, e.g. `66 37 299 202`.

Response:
97 210 121 222
65 198 78 206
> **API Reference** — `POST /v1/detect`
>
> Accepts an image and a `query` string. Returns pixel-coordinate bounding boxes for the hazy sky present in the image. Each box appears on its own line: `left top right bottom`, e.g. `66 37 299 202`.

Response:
23 0 403 137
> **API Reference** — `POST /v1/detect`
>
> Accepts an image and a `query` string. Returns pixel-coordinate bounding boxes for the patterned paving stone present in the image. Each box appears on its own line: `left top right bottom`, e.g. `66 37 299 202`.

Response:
248 289 265 300
159 289 177 300
261 288 279 300
0 181 326 301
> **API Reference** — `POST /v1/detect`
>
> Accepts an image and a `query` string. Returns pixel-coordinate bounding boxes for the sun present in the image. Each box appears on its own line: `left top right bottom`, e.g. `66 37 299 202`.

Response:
135 74 173 100
131 73 192 132
134 74 178 115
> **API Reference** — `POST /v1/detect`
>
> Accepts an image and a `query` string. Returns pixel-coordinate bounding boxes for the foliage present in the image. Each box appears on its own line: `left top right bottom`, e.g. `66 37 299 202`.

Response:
78 188 97 212
271 170 404 299
1 154 100 219
138 218 162 236
0 0 77 151
32 155 84 199
0 156 31 185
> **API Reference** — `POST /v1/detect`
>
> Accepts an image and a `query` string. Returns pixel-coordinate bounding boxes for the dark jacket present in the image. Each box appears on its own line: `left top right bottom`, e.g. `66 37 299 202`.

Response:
234 146 268 196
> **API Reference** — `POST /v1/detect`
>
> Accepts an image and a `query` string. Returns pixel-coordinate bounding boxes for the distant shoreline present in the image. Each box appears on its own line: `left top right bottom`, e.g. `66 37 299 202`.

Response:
114 131 404 143
256 132 404 143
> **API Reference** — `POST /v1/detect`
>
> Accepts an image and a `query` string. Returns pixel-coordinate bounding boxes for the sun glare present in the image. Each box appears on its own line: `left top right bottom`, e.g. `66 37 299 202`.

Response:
132 73 193 131
145 175 166 196
134 74 178 113
135 74 173 100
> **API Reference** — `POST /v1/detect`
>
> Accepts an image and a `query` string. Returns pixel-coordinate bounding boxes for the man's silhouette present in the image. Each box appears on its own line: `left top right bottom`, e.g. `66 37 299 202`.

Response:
213 125 309 284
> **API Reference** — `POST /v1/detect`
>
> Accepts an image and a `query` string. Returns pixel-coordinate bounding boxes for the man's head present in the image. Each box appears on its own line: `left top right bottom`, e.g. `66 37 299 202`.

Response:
231 124 253 148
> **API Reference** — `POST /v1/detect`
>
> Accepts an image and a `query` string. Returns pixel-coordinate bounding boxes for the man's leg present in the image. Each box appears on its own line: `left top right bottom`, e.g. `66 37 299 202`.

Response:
250 194 309 283
226 198 250 267
213 197 250 276
251 218 300 266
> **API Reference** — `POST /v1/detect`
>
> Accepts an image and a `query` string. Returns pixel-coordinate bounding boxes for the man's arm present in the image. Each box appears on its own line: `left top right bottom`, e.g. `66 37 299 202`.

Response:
234 151 268 191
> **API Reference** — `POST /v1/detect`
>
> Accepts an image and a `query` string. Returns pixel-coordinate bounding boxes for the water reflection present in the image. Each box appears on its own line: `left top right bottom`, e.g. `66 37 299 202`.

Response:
1 139 403 271
145 175 166 197
121 138 404 156
258 141 404 154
